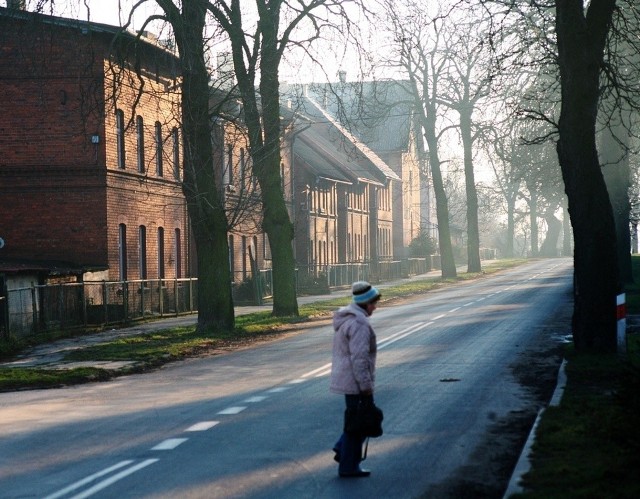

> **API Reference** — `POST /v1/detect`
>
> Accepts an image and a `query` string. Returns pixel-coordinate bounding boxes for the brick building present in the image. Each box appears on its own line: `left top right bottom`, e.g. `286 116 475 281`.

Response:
286 95 399 273
0 7 187 284
306 80 431 258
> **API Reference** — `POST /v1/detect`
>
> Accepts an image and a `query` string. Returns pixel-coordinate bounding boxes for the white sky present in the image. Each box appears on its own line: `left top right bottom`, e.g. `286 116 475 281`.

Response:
3 1 157 29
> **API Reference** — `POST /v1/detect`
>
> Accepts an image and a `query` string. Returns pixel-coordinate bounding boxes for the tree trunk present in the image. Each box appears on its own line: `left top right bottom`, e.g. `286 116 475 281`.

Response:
254 3 298 316
423 122 457 278
600 125 632 284
173 0 234 331
528 191 538 257
505 195 516 259
539 209 562 257
460 110 481 272
556 0 618 353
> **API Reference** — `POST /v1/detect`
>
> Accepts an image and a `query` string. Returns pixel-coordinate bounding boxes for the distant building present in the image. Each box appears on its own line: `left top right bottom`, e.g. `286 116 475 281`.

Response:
303 79 433 258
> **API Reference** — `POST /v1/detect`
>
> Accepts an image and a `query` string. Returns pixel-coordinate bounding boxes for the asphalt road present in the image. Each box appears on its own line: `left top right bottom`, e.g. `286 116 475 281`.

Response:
0 258 573 498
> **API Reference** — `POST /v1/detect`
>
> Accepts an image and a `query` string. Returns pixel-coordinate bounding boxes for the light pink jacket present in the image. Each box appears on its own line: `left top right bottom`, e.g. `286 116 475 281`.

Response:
330 303 377 394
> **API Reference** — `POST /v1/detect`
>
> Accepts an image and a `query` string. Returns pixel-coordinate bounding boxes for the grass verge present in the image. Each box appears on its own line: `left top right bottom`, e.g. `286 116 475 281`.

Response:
513 257 640 498
0 258 525 391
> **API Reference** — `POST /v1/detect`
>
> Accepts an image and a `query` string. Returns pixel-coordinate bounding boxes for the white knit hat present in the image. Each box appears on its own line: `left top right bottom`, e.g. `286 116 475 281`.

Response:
352 281 381 304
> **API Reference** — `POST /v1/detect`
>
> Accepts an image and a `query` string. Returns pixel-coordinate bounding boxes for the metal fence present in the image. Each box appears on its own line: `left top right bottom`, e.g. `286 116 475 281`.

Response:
5 278 198 338
2 258 431 338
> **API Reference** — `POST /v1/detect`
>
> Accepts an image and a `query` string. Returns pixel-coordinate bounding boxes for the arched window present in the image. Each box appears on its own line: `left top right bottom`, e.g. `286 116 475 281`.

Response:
136 115 145 173
172 127 180 180
138 225 147 280
157 227 165 279
116 109 125 169
155 121 163 177
118 223 128 280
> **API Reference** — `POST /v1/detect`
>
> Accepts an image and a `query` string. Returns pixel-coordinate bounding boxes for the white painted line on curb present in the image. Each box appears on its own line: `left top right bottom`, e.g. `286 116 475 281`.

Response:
152 438 188 450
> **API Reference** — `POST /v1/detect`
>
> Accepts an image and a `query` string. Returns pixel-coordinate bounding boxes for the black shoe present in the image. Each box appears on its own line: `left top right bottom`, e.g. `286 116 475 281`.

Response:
332 447 340 463
339 468 371 478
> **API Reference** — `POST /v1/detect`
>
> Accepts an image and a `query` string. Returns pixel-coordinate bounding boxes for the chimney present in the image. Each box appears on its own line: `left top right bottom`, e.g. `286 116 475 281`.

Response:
217 52 236 90
7 0 26 9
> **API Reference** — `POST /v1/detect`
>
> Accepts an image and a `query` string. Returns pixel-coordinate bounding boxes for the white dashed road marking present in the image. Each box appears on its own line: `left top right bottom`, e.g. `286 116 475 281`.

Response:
152 438 188 450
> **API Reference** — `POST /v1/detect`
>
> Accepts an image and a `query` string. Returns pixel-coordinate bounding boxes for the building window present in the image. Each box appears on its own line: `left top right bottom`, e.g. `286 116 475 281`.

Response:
155 121 163 177
240 148 246 191
116 109 126 169
119 223 128 280
175 228 182 278
228 235 235 282
226 144 234 184
136 115 145 173
158 227 165 279
172 127 180 180
139 225 147 280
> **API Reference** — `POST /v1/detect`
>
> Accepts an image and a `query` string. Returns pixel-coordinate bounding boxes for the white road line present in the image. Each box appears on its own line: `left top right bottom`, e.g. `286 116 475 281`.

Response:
152 438 188 450
217 406 247 415
43 461 135 499
288 378 307 384
378 322 427 350
266 387 290 393
462 302 474 307
301 363 332 378
243 396 268 403
433 314 446 320
186 421 219 432
67 459 159 499
449 307 461 313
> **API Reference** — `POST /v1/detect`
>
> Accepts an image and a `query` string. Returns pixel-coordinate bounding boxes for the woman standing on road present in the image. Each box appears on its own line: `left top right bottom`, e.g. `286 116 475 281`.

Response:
330 281 381 478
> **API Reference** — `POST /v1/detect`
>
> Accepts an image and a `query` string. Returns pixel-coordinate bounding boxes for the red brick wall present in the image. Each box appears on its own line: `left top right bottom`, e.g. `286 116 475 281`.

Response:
0 12 187 280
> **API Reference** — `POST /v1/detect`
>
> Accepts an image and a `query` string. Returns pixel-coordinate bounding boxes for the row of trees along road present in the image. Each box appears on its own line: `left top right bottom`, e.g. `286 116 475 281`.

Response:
104 0 638 354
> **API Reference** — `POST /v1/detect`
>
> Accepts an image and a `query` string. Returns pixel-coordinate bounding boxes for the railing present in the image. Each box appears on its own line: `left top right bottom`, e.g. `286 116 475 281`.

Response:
2 258 434 338
5 278 198 338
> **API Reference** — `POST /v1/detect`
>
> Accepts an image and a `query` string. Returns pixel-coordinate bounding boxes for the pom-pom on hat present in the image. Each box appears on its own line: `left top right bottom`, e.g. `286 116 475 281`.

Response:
352 281 381 304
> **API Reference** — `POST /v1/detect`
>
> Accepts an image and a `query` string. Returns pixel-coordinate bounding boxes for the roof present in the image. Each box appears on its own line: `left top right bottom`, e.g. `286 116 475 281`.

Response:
289 95 400 185
294 136 353 184
0 6 177 58
305 80 415 154
305 97 400 182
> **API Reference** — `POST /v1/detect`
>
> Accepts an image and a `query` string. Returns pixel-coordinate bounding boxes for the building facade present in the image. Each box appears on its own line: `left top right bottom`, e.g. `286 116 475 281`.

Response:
0 7 187 284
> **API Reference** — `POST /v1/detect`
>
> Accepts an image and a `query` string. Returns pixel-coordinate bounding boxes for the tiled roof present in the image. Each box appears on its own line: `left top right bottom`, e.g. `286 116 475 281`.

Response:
306 81 414 154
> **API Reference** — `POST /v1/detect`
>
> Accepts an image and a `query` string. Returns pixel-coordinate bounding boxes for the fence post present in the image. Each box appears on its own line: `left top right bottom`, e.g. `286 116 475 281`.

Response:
159 279 164 317
174 278 179 316
31 286 38 333
123 281 129 324
102 281 108 324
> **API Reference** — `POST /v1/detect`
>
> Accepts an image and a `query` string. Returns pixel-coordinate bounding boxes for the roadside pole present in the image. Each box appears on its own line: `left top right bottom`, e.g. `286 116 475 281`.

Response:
617 293 626 355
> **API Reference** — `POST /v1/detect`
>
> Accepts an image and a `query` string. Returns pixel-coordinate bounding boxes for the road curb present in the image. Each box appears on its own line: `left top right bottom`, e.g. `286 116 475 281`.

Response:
503 358 568 498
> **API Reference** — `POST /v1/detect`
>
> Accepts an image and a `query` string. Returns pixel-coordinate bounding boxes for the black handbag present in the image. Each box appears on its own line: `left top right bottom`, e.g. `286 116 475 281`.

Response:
344 398 384 438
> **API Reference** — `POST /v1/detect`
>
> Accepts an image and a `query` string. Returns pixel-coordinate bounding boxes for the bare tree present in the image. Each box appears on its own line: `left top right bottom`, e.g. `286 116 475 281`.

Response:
385 0 458 278
206 0 364 317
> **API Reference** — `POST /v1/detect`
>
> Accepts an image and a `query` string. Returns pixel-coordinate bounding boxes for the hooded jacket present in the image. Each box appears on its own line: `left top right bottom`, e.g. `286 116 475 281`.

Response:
330 302 377 394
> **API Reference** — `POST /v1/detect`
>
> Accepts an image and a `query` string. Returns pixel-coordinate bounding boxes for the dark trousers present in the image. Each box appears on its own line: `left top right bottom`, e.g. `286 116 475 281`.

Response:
334 394 370 473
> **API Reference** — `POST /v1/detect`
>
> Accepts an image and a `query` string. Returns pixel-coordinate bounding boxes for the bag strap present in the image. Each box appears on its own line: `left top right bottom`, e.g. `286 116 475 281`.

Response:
361 437 370 461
